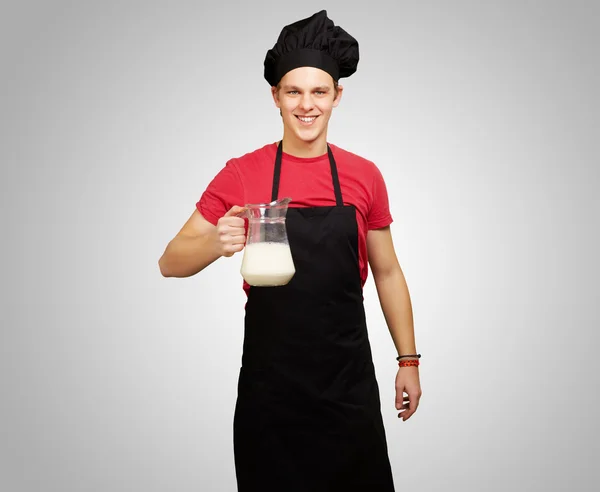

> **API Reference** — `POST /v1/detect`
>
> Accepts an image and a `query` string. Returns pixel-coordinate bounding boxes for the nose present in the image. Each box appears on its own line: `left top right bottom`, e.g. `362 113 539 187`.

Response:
298 92 314 112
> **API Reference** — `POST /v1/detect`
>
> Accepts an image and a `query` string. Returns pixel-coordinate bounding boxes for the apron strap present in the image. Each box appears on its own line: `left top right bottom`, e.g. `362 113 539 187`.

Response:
327 145 344 207
272 141 344 206
271 141 284 203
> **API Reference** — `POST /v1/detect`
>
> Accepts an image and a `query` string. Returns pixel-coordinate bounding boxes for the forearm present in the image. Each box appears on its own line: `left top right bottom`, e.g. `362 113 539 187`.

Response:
373 267 417 356
159 232 221 278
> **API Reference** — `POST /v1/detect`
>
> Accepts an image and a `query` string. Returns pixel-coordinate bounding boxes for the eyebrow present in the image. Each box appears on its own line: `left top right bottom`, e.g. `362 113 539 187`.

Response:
282 85 331 92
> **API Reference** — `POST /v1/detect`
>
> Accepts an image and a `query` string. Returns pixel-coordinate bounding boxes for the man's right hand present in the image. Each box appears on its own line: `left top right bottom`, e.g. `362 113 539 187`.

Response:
216 206 247 257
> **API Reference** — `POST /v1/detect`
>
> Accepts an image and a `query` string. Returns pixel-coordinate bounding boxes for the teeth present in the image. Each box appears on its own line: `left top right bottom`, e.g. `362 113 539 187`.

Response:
298 116 316 122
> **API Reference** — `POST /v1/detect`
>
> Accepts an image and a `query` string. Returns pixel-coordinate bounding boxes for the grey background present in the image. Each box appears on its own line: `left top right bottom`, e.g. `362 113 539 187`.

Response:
1 0 599 491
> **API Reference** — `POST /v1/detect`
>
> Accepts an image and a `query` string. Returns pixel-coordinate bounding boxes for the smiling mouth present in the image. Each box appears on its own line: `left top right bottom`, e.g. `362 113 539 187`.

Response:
295 115 318 124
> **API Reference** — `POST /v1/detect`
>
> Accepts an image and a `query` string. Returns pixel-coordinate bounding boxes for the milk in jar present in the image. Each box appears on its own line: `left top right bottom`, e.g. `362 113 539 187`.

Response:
240 242 295 286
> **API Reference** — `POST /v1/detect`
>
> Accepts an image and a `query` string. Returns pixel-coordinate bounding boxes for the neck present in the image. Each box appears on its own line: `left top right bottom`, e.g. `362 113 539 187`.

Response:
280 130 328 158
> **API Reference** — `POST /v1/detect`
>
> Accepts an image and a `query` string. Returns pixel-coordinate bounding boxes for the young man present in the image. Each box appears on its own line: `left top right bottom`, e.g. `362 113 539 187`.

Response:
159 10 421 492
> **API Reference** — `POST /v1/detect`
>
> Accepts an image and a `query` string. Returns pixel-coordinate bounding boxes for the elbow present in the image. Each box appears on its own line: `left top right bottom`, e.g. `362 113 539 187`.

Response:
158 241 181 277
372 263 403 283
158 252 200 278
158 259 168 277
158 255 173 277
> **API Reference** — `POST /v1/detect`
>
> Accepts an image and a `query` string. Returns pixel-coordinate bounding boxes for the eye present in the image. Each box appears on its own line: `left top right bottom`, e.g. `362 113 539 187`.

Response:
315 91 325 95
288 91 299 95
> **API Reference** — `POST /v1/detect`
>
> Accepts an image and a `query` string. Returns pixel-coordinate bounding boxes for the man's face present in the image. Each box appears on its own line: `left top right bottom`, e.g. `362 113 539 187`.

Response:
272 67 343 144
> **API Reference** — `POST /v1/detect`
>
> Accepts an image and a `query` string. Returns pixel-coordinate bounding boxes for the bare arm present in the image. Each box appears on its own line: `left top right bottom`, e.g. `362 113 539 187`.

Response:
158 207 245 278
367 226 422 420
367 226 416 356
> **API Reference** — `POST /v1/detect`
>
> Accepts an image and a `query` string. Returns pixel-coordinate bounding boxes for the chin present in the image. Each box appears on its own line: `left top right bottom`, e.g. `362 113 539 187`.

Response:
297 135 321 145
295 128 323 143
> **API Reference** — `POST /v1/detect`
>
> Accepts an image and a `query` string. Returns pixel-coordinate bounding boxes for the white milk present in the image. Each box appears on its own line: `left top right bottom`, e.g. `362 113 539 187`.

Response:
240 242 296 286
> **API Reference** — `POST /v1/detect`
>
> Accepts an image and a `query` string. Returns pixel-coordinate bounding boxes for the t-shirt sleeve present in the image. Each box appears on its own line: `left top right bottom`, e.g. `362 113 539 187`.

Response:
196 161 244 226
367 164 393 230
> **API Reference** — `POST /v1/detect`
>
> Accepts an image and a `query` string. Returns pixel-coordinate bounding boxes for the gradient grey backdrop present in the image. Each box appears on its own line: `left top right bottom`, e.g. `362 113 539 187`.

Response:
1 1 599 491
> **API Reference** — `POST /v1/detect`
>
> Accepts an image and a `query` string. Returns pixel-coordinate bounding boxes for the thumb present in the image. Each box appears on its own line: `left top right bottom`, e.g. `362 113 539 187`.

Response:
224 205 247 217
395 388 403 410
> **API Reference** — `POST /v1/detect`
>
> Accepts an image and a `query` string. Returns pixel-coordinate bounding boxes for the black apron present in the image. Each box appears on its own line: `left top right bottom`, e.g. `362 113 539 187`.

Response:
233 143 395 492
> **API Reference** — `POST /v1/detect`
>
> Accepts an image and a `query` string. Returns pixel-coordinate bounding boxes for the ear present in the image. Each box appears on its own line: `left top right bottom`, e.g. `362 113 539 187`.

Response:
332 84 344 108
271 86 281 108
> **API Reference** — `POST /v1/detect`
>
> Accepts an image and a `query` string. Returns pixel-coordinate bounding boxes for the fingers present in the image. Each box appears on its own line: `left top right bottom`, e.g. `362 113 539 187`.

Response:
396 385 421 422
396 394 409 413
224 205 247 217
396 390 422 421
219 226 246 257
220 239 246 257
219 207 247 230
217 206 247 257
218 223 247 237
408 389 421 416
395 393 409 410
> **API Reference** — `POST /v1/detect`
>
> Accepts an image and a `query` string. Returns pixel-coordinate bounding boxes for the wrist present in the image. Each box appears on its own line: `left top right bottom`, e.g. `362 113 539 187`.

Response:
396 353 421 368
396 353 421 361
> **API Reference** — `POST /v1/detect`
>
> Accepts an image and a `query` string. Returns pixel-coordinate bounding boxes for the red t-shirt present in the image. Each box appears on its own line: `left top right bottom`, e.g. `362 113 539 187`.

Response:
196 142 393 295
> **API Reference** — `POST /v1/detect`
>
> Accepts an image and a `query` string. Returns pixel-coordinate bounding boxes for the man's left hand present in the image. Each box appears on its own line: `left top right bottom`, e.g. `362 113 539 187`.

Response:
395 367 422 421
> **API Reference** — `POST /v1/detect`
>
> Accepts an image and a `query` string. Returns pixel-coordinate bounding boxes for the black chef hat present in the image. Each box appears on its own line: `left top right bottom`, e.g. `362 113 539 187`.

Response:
264 10 359 87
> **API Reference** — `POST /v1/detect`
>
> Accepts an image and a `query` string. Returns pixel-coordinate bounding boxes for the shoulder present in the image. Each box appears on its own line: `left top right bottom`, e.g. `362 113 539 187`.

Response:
329 143 381 176
227 142 277 169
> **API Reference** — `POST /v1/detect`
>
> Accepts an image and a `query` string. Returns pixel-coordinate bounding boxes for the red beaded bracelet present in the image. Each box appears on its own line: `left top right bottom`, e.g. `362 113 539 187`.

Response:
398 359 420 367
